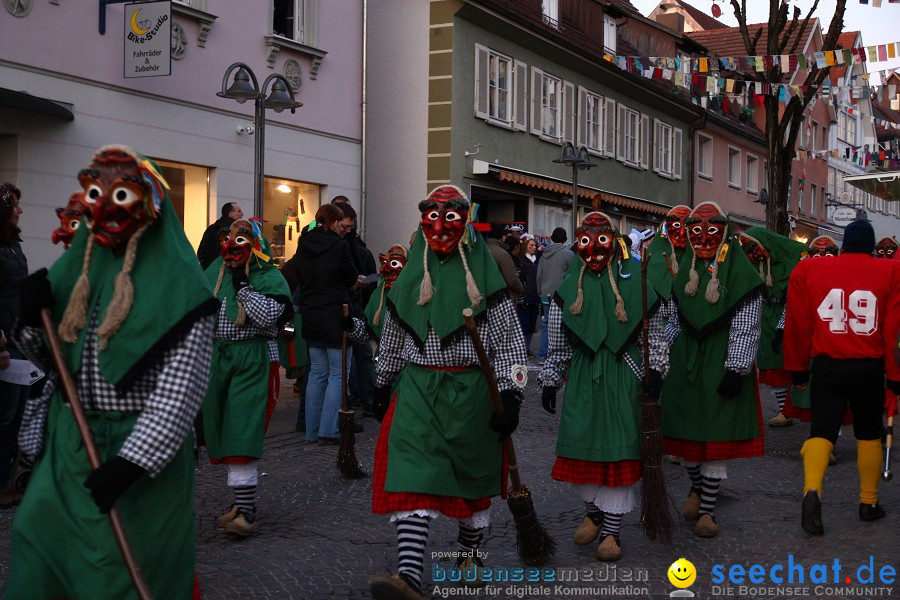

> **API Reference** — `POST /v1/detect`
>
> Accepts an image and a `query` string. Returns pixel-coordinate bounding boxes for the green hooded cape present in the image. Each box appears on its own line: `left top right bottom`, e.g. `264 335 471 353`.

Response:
645 233 684 302
386 226 507 347
47 201 217 389
204 255 291 324
364 277 387 341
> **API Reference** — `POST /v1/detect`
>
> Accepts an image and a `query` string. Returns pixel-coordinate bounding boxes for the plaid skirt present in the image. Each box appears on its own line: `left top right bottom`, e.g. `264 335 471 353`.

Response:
551 457 641 487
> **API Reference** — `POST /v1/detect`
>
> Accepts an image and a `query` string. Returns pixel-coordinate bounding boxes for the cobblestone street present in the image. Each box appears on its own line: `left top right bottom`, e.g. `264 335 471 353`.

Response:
1 366 897 599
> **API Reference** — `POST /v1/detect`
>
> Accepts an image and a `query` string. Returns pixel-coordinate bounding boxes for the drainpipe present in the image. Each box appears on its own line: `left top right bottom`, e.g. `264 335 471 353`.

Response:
359 0 368 237
687 111 707 209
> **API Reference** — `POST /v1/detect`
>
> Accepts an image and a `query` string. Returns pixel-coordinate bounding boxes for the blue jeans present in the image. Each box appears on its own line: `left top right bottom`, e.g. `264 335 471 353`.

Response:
304 346 349 441
538 299 550 362
348 339 374 413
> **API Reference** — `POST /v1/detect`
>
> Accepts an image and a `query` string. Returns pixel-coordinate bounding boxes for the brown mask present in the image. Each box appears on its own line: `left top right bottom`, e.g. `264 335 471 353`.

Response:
575 212 617 273
875 237 898 259
220 219 255 269
686 202 728 260
664 205 692 250
807 236 839 258
378 244 408 289
51 192 85 249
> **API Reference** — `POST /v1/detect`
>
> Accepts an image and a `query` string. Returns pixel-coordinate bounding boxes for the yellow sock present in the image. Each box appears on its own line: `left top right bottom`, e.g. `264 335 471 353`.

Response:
801 437 834 496
857 439 883 505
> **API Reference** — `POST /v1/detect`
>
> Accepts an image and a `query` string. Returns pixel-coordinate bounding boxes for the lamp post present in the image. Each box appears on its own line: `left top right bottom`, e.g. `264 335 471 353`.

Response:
218 62 302 219
554 142 597 238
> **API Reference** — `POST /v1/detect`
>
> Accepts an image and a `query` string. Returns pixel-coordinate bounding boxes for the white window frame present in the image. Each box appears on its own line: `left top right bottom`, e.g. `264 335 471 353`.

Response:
697 134 713 180
273 0 318 46
838 110 848 141
603 14 617 54
616 104 643 168
577 87 605 156
810 120 818 153
810 183 817 216
541 0 559 27
746 154 759 194
727 146 741 189
531 67 566 143
653 118 675 178
848 115 857 146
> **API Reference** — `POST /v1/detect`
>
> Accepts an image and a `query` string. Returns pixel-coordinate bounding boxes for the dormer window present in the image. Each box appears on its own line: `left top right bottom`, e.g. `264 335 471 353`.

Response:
603 14 617 54
542 0 559 28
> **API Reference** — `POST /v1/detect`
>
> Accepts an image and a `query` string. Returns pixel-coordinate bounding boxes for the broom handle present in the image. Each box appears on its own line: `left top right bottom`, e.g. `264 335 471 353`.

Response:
640 252 651 387
40 309 153 600
341 304 349 411
661 252 677 280
461 309 523 493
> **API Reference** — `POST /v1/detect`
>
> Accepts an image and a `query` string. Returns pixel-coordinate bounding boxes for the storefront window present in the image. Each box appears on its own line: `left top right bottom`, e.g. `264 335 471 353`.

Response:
153 159 210 252
263 176 321 266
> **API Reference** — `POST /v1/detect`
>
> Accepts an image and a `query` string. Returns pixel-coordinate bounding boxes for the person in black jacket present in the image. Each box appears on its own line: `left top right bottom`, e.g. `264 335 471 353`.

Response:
197 202 244 269
518 235 541 358
288 204 359 444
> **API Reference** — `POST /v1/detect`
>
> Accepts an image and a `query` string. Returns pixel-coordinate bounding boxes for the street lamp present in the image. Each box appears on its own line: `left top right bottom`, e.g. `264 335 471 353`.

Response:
554 142 597 237
218 62 302 219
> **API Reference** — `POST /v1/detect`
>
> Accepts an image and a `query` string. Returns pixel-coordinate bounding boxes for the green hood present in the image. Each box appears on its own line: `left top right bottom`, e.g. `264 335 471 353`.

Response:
645 233 685 301
742 226 808 303
205 254 291 324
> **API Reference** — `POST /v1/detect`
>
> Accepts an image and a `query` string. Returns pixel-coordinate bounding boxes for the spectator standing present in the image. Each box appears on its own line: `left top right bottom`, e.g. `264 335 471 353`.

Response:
536 227 574 363
487 224 525 302
518 236 541 358
0 183 28 508
197 202 243 269
291 204 359 444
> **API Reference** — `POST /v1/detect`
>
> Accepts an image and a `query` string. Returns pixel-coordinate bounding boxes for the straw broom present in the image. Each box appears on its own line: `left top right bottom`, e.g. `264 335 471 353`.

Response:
462 308 555 566
337 304 366 479
638 253 674 544
40 309 153 600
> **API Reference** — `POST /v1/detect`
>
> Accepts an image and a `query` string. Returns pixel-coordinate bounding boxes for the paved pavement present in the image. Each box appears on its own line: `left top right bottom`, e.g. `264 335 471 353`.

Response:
1 366 898 599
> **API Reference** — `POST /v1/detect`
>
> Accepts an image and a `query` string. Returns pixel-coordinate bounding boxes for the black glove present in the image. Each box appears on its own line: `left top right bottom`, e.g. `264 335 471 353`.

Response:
716 370 743 398
231 268 249 293
19 268 54 329
374 386 392 422
489 390 522 441
771 328 784 354
642 369 664 400
541 386 558 414
84 456 146 514
887 379 900 395
342 315 354 332
791 370 810 387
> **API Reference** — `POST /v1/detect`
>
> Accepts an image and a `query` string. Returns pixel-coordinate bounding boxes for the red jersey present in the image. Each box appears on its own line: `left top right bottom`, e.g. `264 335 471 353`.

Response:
784 252 900 382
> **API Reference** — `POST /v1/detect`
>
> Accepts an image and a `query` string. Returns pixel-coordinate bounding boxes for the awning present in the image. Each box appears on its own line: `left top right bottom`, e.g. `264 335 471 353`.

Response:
493 166 670 215
844 171 900 202
727 212 766 229
0 88 74 121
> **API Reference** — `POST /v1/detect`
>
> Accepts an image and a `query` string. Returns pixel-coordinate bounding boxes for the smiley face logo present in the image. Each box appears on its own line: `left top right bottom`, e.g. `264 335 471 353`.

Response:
668 558 696 588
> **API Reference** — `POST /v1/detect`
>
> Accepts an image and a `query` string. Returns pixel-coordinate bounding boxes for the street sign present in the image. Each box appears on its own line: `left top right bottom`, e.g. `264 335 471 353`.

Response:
124 1 171 78
831 206 856 226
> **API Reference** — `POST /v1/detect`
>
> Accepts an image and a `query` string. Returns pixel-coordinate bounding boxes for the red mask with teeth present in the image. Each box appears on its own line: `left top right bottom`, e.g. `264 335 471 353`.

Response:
738 233 767 267
419 186 469 259
875 237 898 259
807 236 839 258
378 244 407 289
220 219 254 269
575 212 616 273
51 192 85 249
664 205 692 250
686 203 728 260
78 149 152 255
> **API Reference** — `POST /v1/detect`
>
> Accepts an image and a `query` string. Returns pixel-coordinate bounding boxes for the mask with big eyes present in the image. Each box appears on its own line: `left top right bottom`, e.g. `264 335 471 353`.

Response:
875 237 898 259
418 186 470 258
807 236 839 258
664 205 692 250
686 203 728 260
575 212 617 273
77 149 152 255
378 244 408 289
220 219 255 269
51 192 85 249
738 233 767 267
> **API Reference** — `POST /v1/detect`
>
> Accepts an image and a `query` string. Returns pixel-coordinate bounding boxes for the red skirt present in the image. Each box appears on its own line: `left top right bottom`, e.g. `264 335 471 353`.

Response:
372 391 508 519
551 457 641 487
663 379 765 462
210 363 280 465
758 369 791 387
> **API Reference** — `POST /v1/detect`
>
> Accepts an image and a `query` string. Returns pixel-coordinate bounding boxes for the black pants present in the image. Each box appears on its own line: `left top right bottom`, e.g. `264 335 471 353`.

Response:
809 356 884 443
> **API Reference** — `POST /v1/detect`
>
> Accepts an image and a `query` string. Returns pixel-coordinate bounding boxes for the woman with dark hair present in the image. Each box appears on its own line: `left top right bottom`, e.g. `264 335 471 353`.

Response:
291 204 358 444
0 183 28 507
518 236 541 357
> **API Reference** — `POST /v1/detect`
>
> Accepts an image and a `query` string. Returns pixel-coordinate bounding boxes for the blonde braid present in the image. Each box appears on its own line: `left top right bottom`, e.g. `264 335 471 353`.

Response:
568 262 587 315
607 261 628 322
372 283 386 326
668 236 679 275
684 253 699 296
213 262 226 297
765 255 774 288
417 231 434 306
59 232 96 343
97 224 150 348
704 235 727 305
457 240 483 308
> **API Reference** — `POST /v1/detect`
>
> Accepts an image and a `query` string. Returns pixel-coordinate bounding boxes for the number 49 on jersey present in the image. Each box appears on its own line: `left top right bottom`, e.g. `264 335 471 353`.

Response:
816 288 878 335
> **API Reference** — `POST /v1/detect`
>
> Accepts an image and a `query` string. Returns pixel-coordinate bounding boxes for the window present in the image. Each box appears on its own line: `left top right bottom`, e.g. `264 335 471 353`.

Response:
152 159 210 253
603 15 617 54
263 177 321 266
798 117 807 149
810 183 817 216
578 87 605 154
838 110 848 141
848 115 857 146
746 154 758 193
541 0 559 27
810 121 818 152
727 147 740 188
532 201 572 243
475 46 527 130
273 0 318 46
652 119 681 179
698 134 713 179
531 68 571 143
616 104 644 167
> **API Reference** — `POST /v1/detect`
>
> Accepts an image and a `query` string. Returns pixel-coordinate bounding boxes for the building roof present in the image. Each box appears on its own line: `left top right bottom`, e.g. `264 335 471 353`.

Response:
686 20 814 59
606 0 642 15
672 0 727 31
829 31 859 87
873 102 900 140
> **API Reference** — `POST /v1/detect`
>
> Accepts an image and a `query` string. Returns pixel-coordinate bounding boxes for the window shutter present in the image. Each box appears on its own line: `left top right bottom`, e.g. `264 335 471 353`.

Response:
673 128 683 180
563 81 575 145
513 60 528 131
604 97 616 158
652 118 661 173
576 86 587 148
616 104 626 162
304 0 319 48
640 113 650 170
474 45 489 120
531 67 544 135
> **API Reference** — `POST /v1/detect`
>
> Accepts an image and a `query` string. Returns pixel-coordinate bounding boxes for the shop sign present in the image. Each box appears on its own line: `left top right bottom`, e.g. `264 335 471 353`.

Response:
124 1 171 78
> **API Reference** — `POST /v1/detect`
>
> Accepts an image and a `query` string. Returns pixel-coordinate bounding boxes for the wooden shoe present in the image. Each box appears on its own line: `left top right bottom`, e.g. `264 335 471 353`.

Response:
223 513 255 537
694 514 719 538
595 535 621 561
370 574 423 600
768 412 794 427
574 516 603 545
457 556 488 588
801 490 824 535
682 489 701 522
216 504 239 528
